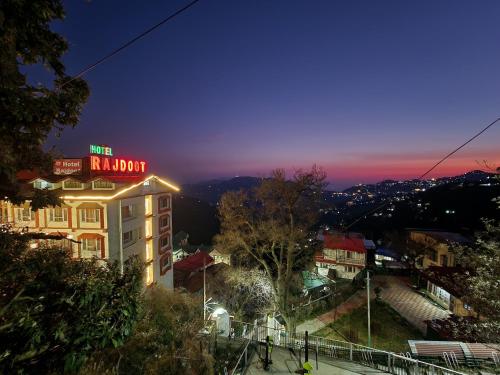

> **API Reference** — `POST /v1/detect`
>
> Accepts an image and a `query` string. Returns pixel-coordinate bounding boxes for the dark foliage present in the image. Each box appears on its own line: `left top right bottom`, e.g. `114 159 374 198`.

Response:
0 0 90 208
0 232 144 373
82 288 213 375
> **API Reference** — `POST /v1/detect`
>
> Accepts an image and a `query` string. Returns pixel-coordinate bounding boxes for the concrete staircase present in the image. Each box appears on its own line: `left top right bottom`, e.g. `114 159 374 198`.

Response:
318 357 391 375
245 347 391 374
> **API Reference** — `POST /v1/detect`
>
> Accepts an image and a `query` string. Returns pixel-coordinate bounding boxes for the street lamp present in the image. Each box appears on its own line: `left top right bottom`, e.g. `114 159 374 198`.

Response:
366 270 371 347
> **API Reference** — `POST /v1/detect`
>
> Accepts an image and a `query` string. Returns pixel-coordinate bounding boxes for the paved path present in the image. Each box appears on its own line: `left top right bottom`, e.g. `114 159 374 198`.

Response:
297 275 449 336
297 285 377 334
377 275 450 334
246 347 388 375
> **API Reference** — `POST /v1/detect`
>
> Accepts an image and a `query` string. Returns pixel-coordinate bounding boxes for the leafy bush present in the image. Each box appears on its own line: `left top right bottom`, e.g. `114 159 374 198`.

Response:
82 287 214 375
0 232 144 373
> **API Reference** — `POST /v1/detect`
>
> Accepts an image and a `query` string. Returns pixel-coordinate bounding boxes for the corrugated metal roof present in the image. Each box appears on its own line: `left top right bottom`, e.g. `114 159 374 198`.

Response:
409 340 500 361
324 234 366 253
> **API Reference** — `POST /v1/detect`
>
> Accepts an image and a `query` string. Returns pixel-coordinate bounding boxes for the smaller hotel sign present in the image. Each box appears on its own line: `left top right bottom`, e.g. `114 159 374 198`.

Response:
53 159 82 175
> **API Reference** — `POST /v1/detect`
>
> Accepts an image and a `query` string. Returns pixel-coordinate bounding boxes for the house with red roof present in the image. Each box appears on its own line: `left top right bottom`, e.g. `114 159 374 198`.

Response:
173 250 214 290
315 232 366 279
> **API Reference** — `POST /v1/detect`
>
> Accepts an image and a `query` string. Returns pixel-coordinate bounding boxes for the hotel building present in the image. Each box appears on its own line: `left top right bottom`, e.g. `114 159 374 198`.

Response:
0 145 179 288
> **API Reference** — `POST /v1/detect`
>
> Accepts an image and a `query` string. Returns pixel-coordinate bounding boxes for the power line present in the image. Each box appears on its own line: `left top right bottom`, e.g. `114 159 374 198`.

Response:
344 116 500 230
62 0 201 88
417 117 500 179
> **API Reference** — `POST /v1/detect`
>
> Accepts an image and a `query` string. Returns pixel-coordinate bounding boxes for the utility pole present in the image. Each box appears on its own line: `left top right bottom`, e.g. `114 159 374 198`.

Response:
203 257 206 322
366 270 371 347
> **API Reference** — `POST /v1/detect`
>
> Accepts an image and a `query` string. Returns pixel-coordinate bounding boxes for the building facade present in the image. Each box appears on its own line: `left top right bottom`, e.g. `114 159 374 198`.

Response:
409 230 474 317
315 233 366 279
210 248 231 265
409 231 468 269
1 172 179 289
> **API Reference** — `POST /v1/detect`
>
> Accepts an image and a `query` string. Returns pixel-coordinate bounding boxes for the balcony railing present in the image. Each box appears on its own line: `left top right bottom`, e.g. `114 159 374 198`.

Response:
316 255 365 265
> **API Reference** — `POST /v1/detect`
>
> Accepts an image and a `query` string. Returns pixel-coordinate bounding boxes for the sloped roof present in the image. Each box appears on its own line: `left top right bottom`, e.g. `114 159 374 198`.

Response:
324 234 366 253
409 340 500 360
302 271 330 290
181 263 229 293
363 239 376 249
376 247 400 260
173 251 214 272
16 170 41 181
409 230 470 244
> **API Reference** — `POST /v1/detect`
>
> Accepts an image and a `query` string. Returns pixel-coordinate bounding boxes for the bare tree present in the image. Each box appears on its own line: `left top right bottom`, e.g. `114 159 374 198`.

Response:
214 166 326 331
208 267 274 321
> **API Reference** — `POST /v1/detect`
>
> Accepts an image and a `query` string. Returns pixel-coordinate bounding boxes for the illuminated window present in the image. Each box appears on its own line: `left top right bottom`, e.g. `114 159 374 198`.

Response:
145 195 152 215
146 241 153 261
81 238 101 258
146 264 153 284
92 179 113 189
145 218 152 237
15 208 34 222
80 208 100 223
430 283 451 304
46 238 72 251
49 207 68 222
123 227 142 247
0 207 8 223
34 180 52 189
121 204 136 220
63 180 83 189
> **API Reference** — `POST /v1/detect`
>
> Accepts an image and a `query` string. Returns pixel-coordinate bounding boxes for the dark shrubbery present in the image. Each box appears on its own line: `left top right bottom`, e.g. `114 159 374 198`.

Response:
0 232 144 373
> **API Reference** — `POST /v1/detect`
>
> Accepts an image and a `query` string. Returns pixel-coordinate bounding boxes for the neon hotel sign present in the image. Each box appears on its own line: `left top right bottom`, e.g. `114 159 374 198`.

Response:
89 144 147 174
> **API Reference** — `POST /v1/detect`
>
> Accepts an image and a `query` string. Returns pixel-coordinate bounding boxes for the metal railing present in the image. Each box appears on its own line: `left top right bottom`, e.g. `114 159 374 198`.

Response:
492 352 499 367
230 320 467 375
229 323 258 375
443 352 460 369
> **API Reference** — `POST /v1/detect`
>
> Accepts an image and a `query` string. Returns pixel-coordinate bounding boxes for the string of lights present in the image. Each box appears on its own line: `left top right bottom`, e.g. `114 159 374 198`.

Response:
343 116 500 230
62 0 201 88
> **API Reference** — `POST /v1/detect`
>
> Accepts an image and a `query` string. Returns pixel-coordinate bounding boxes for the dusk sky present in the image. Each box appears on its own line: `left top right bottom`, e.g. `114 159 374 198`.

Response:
45 0 500 189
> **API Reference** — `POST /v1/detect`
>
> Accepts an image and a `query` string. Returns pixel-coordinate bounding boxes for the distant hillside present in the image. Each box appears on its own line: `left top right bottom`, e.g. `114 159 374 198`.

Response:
181 176 262 205
172 195 219 245
341 170 495 195
437 169 497 184
349 180 499 237
174 170 497 244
